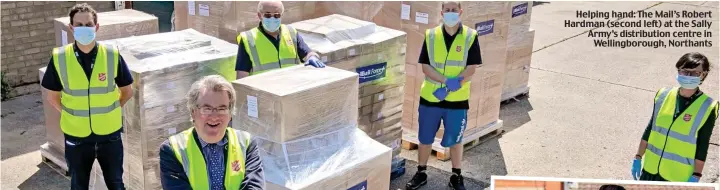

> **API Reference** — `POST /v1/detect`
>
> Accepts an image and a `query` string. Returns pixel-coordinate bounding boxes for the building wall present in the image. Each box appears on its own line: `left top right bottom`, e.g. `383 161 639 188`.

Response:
0 1 114 98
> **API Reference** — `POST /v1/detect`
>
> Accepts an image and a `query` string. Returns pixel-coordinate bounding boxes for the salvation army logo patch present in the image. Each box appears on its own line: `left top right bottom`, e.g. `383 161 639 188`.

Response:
98 73 106 81
456 46 462 52
286 38 293 46
232 160 241 172
683 114 692 122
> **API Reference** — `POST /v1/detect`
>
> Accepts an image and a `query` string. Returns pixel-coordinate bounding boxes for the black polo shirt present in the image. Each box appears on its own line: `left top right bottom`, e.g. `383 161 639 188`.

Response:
418 23 483 110
41 42 134 142
235 23 312 72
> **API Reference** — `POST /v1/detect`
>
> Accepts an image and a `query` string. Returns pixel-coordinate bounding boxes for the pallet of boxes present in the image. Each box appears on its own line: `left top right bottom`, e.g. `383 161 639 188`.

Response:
399 2 508 161
502 2 535 102
39 9 159 189
233 65 392 189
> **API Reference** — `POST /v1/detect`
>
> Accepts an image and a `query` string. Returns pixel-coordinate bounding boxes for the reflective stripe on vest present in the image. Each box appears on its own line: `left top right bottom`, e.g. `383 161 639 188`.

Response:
53 43 122 137
238 25 299 75
169 127 251 190
420 25 477 102
643 87 717 181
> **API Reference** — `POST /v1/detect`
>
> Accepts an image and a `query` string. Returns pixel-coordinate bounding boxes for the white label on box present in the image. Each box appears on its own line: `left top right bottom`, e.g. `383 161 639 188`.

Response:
166 82 175 89
415 12 429 24
167 106 176 113
348 48 356 56
321 56 328 62
400 44 406 54
168 127 177 135
401 4 411 20
199 4 210 16
247 95 258 118
61 30 68 45
188 1 195 15
378 94 384 101
377 112 382 119
376 130 382 136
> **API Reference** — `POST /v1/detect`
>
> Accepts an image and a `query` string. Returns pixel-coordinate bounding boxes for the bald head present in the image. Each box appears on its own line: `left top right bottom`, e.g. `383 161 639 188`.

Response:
257 1 284 14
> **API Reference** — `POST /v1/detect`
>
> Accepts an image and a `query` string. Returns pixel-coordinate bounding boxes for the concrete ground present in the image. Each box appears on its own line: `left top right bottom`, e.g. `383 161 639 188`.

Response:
2 1 719 190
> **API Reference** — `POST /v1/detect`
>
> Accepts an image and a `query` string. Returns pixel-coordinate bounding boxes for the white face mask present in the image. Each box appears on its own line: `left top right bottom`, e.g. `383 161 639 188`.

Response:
443 12 460 27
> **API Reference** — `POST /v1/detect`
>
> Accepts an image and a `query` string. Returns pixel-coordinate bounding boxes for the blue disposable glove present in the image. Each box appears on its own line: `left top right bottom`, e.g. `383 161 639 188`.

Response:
688 175 700 182
433 87 449 101
305 56 326 68
631 158 642 180
445 77 464 92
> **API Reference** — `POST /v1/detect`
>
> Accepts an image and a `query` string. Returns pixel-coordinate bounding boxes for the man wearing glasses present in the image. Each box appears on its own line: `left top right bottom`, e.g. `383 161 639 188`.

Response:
632 52 718 183
159 75 265 189
406 1 481 190
235 0 326 79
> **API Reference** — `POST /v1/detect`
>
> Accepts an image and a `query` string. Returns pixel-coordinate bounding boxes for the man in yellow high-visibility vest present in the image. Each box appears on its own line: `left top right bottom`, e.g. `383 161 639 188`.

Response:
632 52 718 183
406 2 481 190
235 0 325 79
159 75 265 189
41 3 134 189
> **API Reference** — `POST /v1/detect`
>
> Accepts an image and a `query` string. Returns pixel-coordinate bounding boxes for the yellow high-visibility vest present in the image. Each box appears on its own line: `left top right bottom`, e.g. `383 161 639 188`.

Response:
169 127 252 189
643 87 718 181
237 24 300 75
52 43 122 138
419 25 477 102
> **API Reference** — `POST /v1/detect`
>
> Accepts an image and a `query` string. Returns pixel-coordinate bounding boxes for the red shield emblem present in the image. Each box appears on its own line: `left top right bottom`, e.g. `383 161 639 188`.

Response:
98 73 106 81
456 46 462 52
232 160 241 172
683 114 692 122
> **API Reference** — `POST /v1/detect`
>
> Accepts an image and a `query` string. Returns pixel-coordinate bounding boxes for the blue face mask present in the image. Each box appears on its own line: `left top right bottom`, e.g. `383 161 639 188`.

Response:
677 74 701 89
262 17 281 32
443 12 460 27
73 26 96 45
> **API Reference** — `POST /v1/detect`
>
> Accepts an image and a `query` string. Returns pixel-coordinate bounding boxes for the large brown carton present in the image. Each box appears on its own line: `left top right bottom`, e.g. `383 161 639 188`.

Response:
503 2 535 97
173 1 317 43
53 9 158 48
99 29 237 190
232 65 359 143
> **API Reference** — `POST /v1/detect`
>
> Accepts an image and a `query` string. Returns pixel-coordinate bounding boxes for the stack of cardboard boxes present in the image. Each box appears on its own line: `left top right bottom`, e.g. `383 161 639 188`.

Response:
233 65 392 189
39 9 159 189
400 2 508 158
503 2 535 100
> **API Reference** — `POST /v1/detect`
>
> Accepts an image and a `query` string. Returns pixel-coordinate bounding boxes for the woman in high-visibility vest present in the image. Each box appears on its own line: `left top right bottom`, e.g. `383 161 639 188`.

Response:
632 52 718 182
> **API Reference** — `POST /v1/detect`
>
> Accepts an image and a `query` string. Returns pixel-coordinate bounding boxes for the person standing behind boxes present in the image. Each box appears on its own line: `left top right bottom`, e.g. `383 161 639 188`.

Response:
159 75 265 189
235 0 326 79
41 3 134 190
405 2 481 190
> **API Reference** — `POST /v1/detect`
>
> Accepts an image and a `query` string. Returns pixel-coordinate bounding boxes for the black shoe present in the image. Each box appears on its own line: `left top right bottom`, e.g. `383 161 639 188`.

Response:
405 170 428 190
448 173 466 190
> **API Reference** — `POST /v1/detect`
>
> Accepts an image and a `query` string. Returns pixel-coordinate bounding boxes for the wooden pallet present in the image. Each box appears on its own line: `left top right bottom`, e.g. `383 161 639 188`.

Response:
40 142 70 177
401 120 504 161
501 85 530 104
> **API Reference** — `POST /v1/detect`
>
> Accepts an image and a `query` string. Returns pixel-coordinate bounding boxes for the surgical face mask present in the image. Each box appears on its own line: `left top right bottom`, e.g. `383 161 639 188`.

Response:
443 12 460 27
677 74 701 89
262 17 281 32
73 26 96 45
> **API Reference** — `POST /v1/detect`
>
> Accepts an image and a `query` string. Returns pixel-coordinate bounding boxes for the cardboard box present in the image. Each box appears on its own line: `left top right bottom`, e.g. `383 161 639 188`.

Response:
38 68 64 153
53 9 158 48
98 29 237 190
314 1 403 31
173 1 318 43
233 65 359 143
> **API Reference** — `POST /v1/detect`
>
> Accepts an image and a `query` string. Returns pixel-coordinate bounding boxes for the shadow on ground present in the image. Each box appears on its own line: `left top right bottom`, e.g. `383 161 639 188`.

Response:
533 1 551 7
390 159 489 190
16 163 69 190
499 95 533 134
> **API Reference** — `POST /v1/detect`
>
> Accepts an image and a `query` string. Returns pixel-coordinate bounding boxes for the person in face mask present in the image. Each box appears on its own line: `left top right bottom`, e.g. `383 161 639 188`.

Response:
40 3 134 190
406 1 482 190
632 52 718 183
235 0 326 79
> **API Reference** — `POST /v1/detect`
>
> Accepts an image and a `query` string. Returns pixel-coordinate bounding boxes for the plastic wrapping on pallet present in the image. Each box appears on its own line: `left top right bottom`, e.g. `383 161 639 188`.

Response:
101 29 237 190
232 65 359 143
53 9 159 47
288 14 407 157
260 127 392 190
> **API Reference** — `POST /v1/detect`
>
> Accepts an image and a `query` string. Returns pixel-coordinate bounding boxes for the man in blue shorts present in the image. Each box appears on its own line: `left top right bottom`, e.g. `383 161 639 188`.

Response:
405 1 481 190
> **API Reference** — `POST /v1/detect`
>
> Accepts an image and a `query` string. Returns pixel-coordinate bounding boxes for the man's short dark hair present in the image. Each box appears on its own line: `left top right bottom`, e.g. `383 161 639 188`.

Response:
676 52 711 72
68 3 97 25
441 1 462 10
599 184 626 190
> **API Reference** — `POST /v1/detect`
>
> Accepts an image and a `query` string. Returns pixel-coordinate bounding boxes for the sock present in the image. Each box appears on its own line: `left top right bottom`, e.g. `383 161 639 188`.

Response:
452 168 462 176
417 165 427 172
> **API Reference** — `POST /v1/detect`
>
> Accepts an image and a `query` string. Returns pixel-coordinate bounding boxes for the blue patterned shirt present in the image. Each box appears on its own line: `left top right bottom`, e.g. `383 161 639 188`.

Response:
198 136 229 189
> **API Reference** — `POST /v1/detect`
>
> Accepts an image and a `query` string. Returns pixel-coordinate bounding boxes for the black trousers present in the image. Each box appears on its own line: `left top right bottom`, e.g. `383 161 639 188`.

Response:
65 135 126 190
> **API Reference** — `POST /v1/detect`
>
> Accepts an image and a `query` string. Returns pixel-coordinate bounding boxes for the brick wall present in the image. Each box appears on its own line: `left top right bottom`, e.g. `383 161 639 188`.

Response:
1 1 113 98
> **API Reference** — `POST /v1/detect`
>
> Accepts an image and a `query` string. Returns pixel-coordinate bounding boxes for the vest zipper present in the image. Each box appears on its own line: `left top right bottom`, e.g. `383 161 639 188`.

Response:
656 97 686 177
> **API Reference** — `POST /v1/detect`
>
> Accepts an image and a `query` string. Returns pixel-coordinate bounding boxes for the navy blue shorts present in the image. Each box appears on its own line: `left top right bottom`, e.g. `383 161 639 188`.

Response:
417 104 468 147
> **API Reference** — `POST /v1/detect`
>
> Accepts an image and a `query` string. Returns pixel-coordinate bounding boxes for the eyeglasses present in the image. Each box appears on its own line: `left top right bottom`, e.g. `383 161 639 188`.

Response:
678 69 704 77
196 106 230 115
263 13 282 19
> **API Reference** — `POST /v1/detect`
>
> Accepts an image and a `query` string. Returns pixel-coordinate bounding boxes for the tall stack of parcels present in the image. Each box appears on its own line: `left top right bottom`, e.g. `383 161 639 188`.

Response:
233 65 392 190
503 2 535 100
400 2 508 154
38 9 160 189
107 29 237 190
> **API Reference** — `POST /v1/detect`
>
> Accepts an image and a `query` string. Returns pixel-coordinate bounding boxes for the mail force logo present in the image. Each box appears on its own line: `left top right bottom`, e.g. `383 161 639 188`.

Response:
475 19 495 36
98 73 106 81
348 180 367 190
512 3 529 18
356 62 387 83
